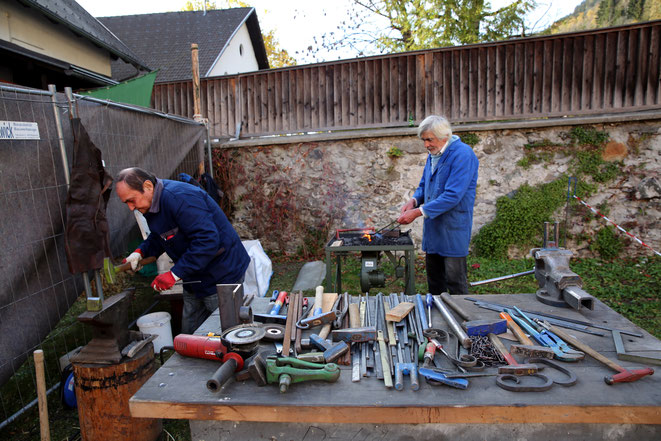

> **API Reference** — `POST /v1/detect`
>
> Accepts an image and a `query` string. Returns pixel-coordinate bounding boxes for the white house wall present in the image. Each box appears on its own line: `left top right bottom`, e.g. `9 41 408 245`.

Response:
0 1 111 76
207 23 258 76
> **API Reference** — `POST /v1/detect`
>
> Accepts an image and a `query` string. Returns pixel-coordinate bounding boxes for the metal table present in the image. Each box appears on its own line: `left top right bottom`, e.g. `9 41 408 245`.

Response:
129 294 661 441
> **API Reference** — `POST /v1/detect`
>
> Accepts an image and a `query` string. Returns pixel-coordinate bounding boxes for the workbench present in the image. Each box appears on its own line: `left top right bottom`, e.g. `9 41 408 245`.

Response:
129 294 661 440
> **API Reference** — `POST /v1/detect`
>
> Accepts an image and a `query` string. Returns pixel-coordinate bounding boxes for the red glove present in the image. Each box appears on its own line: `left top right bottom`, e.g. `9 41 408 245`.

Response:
151 271 180 292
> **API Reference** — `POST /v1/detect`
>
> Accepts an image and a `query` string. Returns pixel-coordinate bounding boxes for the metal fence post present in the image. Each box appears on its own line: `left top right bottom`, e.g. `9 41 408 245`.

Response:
48 84 70 187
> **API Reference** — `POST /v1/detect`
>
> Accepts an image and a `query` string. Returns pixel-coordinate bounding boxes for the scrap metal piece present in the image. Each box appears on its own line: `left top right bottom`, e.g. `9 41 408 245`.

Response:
332 326 377 343
526 357 577 386
496 373 553 392
612 330 661 366
261 323 286 341
223 325 265 345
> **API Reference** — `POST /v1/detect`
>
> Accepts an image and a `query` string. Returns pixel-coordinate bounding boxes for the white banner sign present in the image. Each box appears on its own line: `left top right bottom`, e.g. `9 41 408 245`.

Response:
0 121 40 140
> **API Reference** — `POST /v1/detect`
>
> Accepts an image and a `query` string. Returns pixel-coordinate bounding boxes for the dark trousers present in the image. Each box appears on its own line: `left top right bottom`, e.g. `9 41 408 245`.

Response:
425 254 469 295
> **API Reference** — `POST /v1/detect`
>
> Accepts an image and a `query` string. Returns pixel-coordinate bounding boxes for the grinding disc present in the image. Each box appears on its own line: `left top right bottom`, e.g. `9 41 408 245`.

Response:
260 323 286 341
221 324 266 345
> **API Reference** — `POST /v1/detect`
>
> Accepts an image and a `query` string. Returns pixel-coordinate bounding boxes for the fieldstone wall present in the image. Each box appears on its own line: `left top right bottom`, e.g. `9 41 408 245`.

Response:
221 119 661 258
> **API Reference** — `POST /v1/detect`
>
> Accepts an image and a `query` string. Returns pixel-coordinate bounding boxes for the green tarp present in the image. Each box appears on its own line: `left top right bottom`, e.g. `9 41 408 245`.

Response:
79 71 158 107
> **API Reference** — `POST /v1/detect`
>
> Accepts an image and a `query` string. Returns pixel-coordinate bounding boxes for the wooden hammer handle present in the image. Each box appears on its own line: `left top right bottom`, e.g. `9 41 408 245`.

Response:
116 256 158 273
488 333 517 366
500 312 535 346
548 324 623 372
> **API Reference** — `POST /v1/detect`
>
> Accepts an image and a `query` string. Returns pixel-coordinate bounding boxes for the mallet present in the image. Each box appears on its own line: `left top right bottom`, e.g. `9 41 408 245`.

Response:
546 323 654 385
489 333 541 375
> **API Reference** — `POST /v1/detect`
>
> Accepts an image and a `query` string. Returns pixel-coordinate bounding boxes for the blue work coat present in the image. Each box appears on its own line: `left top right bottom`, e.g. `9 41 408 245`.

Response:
140 179 250 298
412 136 479 257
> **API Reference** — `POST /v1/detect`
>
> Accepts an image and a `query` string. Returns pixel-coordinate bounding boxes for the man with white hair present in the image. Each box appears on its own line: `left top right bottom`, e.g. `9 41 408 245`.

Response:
397 115 479 294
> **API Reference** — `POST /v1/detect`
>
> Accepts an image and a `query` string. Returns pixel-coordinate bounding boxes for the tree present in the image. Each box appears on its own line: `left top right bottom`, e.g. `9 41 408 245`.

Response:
315 0 535 57
181 0 296 67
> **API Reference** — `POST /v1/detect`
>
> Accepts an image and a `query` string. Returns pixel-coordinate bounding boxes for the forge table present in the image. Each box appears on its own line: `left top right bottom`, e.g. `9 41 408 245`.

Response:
129 294 661 441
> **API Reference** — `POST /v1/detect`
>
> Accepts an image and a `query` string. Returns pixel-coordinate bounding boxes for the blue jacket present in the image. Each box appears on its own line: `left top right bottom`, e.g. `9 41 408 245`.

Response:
412 136 479 257
140 179 250 298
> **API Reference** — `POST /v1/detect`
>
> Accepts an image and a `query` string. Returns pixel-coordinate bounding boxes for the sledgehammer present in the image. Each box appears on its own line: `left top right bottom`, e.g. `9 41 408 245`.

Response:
102 256 157 284
544 322 654 385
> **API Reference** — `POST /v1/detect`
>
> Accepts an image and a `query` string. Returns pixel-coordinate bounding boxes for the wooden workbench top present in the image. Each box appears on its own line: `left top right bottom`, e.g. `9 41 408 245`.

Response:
129 294 661 425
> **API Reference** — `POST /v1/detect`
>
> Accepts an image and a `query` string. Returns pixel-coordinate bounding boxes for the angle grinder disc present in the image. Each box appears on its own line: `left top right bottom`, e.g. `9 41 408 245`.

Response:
260 323 285 341
222 324 266 345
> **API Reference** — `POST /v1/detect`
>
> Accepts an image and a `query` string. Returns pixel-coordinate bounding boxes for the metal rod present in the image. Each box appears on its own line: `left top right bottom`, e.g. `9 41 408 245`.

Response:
0 382 60 431
432 297 471 349
465 297 643 338
48 84 70 187
469 269 535 287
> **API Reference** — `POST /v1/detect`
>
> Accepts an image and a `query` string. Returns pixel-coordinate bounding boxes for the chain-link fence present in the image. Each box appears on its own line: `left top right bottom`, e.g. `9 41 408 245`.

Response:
0 84 206 430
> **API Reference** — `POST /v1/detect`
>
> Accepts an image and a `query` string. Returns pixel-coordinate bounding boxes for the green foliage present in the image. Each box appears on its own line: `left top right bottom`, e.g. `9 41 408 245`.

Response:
548 0 661 34
591 226 623 260
472 178 569 258
568 126 610 146
387 146 404 158
572 150 621 183
461 132 480 147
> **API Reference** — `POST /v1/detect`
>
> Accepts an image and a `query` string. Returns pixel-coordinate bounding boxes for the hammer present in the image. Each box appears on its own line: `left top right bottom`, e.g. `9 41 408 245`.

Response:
489 333 540 375
103 256 157 284
545 323 654 385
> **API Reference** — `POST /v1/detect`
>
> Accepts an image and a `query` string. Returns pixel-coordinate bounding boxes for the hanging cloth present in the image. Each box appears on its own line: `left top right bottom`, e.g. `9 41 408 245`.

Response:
64 118 113 273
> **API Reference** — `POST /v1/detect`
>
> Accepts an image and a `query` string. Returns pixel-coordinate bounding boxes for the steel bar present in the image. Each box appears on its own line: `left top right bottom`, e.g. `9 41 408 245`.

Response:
612 330 661 366
433 297 471 349
469 270 535 287
466 297 642 337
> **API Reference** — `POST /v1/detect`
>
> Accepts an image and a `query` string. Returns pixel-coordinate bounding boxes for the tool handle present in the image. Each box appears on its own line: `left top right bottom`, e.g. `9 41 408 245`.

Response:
34 350 51 441
410 366 420 391
115 256 157 273
206 358 238 392
349 303 360 328
270 291 288 315
500 312 534 345
547 324 624 372
488 333 517 366
394 364 404 391
440 292 471 321
313 285 324 316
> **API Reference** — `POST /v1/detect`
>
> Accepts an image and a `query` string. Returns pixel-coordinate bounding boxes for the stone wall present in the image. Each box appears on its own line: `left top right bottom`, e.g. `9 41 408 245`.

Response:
219 119 661 258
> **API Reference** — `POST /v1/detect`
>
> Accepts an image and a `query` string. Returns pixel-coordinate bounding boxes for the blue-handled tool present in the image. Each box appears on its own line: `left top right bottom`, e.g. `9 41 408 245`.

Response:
270 291 288 315
270 290 279 302
506 307 584 362
419 368 469 389
426 294 433 328
415 294 427 331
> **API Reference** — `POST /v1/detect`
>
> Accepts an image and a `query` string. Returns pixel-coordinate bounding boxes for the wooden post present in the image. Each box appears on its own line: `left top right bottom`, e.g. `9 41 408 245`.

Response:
34 350 51 441
191 43 202 122
73 345 161 441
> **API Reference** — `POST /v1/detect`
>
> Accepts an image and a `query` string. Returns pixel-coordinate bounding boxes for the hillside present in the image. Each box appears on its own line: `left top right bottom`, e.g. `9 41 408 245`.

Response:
543 0 661 34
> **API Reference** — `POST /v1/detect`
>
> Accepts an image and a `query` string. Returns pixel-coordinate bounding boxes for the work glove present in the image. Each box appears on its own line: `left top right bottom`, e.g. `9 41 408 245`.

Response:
151 271 180 292
400 198 416 214
123 249 143 272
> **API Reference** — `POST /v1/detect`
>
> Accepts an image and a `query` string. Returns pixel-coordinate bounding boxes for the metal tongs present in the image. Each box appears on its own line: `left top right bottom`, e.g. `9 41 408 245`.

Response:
374 219 399 235
506 307 585 362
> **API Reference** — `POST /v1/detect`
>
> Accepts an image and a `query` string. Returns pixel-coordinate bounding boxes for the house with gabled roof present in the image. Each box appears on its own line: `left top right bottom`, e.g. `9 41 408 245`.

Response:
99 8 269 84
0 0 149 89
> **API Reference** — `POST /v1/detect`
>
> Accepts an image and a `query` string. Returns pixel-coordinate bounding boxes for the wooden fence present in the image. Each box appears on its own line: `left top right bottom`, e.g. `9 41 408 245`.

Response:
152 20 661 138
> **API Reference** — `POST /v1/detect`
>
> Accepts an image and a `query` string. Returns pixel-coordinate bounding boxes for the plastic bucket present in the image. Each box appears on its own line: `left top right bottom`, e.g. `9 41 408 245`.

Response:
136 312 173 353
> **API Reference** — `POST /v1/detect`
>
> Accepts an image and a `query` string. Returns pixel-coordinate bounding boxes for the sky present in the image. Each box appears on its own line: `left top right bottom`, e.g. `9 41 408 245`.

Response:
77 0 584 63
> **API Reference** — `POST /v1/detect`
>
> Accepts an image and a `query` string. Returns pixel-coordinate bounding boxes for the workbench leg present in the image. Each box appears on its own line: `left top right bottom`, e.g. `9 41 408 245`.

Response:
325 250 332 293
406 250 416 296
336 255 343 294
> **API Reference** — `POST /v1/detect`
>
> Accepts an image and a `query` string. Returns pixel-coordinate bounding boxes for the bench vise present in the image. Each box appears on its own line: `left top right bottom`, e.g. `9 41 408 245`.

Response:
531 222 595 311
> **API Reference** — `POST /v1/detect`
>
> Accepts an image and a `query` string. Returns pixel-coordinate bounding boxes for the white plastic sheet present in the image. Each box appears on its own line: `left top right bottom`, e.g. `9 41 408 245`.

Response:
242 240 273 297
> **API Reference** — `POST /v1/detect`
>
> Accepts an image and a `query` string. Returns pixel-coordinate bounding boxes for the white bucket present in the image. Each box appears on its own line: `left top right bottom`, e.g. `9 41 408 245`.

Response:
136 312 173 353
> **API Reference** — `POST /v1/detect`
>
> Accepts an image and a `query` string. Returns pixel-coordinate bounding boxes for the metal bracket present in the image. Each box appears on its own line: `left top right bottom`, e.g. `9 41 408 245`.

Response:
612 330 661 366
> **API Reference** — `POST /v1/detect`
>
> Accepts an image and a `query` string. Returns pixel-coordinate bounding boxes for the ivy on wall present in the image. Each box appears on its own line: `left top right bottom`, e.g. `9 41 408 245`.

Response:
473 125 626 259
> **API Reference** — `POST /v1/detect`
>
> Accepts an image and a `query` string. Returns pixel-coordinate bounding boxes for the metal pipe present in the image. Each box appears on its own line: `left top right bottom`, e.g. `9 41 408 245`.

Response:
432 297 471 349
0 382 61 431
2 84 55 96
469 269 535 287
48 84 70 187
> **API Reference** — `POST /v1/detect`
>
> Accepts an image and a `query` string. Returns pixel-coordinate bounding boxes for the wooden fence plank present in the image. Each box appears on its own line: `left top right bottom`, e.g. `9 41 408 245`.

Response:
392 57 400 122
451 51 461 120
522 42 533 114
635 27 649 106
581 35 594 111
424 53 433 118
397 56 406 122
495 45 505 117
625 28 639 108
461 49 471 119
614 31 627 108
324 65 333 127
366 60 374 125
341 63 350 126
381 58 389 123
571 36 583 112
551 39 563 113
593 34 606 109
532 41 543 113
304 67 312 129
433 52 443 116
296 69 304 130
334 64 341 127
274 71 282 132
357 60 366 126
646 25 660 105
416 54 425 122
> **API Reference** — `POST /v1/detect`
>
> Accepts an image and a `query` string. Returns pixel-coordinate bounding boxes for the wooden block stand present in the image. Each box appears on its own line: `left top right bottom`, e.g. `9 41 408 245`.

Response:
73 344 161 441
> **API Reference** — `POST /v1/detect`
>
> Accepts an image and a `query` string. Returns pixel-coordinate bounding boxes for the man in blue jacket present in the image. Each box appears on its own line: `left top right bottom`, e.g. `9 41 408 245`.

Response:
116 167 250 333
397 116 479 294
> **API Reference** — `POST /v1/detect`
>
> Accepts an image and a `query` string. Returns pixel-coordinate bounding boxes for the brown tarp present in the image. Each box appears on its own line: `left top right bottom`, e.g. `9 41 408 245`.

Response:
65 119 113 273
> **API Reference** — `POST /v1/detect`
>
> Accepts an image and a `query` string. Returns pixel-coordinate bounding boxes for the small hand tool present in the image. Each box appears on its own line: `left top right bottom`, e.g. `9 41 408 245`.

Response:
269 291 288 315
463 319 507 337
374 219 398 235
507 307 584 362
102 255 157 284
500 312 535 345
269 290 279 302
394 362 419 390
296 286 337 329
418 342 469 389
331 327 377 343
264 356 341 393
509 344 554 360
425 294 433 328
207 352 244 392
543 322 654 385
309 334 349 363
488 333 541 375
440 292 470 321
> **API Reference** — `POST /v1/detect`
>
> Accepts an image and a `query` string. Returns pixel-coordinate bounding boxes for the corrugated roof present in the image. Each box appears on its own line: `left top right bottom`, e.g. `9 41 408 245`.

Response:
100 8 269 83
16 0 149 70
